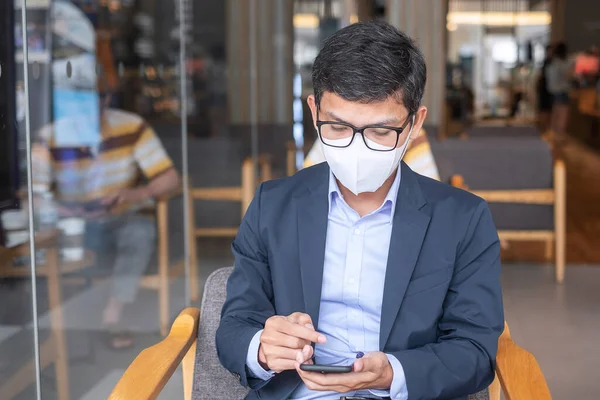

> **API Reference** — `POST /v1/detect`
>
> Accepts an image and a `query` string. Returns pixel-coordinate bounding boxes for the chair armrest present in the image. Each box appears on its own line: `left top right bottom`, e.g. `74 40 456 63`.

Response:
108 308 200 400
496 323 552 400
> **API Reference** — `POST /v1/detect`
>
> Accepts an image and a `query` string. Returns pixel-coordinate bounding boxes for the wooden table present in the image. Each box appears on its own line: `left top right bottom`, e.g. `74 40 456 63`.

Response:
0 230 93 400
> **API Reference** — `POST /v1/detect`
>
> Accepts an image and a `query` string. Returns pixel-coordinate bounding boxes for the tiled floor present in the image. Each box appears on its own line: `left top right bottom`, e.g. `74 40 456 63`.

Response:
501 263 600 399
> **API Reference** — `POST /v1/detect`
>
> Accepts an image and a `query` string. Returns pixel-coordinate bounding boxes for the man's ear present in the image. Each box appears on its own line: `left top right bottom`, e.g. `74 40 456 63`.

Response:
409 106 428 141
307 94 318 131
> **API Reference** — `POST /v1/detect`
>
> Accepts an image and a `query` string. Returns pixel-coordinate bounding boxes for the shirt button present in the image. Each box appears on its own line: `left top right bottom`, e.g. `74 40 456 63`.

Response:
348 278 355 284
354 228 360 235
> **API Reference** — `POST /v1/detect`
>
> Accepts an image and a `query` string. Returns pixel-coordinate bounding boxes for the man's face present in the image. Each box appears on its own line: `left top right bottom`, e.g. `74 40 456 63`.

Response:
307 92 427 149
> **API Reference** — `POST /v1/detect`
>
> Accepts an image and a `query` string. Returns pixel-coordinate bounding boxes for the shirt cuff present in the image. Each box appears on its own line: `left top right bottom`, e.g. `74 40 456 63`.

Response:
368 354 408 400
245 329 275 381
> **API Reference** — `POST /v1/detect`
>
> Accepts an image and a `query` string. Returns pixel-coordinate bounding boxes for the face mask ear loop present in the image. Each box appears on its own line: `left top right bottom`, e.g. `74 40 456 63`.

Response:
397 114 416 160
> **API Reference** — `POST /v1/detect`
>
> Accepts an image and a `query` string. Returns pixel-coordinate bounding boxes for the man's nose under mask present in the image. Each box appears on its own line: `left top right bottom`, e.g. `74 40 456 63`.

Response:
321 123 414 195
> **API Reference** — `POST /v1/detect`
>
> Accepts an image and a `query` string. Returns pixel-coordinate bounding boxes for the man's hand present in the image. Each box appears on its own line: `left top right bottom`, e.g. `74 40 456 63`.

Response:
295 352 393 393
57 205 84 218
258 312 326 373
102 187 151 208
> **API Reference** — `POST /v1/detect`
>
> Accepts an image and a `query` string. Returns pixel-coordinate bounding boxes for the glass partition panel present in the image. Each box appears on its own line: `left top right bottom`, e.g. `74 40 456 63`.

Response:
0 0 41 399
22 0 189 398
187 0 293 287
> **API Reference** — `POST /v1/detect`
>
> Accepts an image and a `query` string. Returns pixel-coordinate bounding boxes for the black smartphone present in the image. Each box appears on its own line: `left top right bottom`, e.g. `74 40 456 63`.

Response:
299 364 353 374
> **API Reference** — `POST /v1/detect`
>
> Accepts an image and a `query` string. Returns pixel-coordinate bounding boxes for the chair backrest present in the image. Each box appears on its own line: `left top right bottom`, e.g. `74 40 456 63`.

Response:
465 125 540 138
430 137 553 190
192 267 489 400
430 137 554 231
193 267 249 400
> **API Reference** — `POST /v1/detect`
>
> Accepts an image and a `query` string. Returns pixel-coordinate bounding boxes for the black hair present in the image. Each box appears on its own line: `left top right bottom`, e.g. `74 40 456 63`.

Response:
312 21 427 114
554 42 568 60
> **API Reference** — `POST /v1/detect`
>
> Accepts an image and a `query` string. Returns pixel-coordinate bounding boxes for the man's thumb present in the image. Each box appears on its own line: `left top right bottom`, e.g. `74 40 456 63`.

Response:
353 359 365 372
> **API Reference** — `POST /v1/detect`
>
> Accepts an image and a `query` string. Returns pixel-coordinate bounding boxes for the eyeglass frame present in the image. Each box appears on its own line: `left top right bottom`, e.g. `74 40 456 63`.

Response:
315 110 415 152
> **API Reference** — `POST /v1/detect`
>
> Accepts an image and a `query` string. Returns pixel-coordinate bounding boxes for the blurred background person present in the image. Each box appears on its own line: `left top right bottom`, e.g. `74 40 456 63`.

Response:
546 42 573 142
31 38 181 350
537 45 554 133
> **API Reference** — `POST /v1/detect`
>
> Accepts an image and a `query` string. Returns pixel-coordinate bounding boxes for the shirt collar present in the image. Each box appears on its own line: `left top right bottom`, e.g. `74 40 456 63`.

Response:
328 166 402 224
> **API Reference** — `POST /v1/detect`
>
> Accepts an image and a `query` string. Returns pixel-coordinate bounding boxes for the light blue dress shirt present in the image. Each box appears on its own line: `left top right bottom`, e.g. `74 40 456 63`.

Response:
246 169 408 400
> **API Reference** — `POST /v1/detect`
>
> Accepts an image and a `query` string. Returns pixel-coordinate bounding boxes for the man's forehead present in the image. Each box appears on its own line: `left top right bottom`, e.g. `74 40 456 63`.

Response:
318 92 409 125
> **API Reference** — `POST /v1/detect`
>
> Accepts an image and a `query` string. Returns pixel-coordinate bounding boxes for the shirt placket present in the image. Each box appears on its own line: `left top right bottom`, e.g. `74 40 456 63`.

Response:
343 219 365 353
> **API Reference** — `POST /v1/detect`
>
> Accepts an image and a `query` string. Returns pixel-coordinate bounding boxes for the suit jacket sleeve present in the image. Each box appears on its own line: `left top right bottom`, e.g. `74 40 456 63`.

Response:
391 201 504 400
216 183 276 390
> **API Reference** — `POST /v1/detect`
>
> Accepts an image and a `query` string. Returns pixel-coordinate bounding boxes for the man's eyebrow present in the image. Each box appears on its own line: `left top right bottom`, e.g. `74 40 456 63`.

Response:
322 110 402 126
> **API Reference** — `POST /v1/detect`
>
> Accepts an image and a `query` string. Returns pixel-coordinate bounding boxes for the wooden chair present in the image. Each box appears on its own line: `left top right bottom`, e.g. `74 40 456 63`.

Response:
450 158 566 283
109 267 551 400
432 137 567 283
142 154 271 336
138 189 200 336
189 156 272 238
0 230 94 400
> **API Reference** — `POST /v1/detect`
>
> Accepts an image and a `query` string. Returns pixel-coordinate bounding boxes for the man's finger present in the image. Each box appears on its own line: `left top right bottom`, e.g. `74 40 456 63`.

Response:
287 312 313 328
278 321 326 344
296 313 313 328
263 345 303 362
263 331 309 349
270 358 298 373
295 345 313 364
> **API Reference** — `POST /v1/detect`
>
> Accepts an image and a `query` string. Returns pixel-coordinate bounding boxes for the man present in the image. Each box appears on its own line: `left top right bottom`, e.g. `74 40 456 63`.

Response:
217 22 503 400
32 38 181 349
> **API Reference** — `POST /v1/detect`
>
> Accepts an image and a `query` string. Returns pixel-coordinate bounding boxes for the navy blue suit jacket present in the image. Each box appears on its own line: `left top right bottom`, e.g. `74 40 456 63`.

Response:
216 162 504 400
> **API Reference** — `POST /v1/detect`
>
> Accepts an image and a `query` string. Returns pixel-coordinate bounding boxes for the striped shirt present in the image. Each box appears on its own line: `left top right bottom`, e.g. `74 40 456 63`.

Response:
303 128 441 181
32 109 174 204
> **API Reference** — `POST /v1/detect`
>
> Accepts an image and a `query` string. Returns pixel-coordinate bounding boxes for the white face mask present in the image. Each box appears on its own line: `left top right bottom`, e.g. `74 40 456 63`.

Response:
321 116 415 195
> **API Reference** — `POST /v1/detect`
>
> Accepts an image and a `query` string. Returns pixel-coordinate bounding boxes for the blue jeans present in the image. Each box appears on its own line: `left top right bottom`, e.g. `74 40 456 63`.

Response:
84 213 156 304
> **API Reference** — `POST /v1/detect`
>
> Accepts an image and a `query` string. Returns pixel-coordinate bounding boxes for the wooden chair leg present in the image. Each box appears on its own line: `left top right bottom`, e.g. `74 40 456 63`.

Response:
182 339 197 400
186 192 199 301
241 158 255 217
544 239 553 261
287 141 297 177
158 200 170 336
554 159 567 283
46 247 70 400
260 156 272 183
489 373 501 400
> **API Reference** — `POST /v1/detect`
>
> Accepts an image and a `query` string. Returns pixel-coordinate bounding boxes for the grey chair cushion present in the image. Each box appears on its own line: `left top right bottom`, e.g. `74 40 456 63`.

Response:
192 267 490 400
193 267 250 400
430 137 554 231
469 389 490 400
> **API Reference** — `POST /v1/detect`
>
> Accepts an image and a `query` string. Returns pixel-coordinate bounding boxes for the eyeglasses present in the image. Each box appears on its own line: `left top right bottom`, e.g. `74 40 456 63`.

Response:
316 112 414 152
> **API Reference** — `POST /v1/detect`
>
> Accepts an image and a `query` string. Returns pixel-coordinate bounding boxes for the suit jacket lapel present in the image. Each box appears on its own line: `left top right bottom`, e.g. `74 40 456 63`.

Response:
296 165 330 328
380 163 431 348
